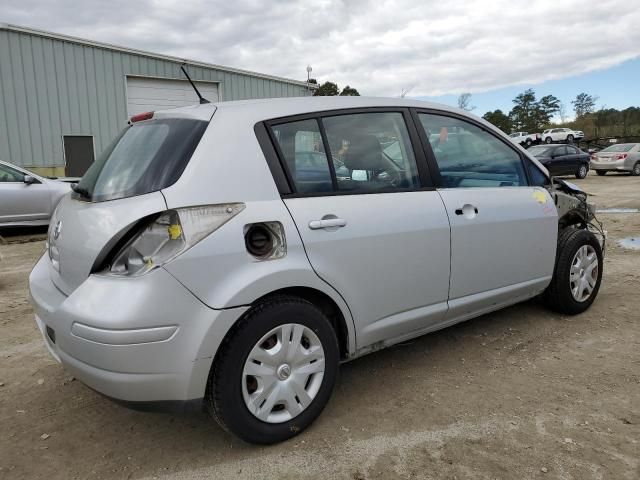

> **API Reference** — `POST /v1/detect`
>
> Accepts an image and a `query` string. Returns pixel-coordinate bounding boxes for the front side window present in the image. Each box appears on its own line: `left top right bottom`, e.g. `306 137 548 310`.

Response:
418 113 527 188
0 164 25 182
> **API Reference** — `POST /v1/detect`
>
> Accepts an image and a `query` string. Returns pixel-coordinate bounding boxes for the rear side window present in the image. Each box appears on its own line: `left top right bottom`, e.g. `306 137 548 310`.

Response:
270 112 420 194
74 118 208 202
322 112 420 192
0 164 25 182
418 113 527 188
270 119 333 194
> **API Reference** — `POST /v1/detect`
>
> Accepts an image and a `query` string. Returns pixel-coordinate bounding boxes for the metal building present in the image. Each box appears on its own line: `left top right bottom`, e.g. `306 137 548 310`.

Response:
0 23 314 176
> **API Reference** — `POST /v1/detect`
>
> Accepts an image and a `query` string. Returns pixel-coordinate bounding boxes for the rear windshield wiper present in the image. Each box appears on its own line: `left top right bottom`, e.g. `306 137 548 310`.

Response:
71 184 92 200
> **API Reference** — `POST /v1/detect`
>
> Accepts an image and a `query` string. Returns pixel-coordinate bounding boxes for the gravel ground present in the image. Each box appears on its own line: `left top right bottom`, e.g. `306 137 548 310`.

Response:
1 172 639 480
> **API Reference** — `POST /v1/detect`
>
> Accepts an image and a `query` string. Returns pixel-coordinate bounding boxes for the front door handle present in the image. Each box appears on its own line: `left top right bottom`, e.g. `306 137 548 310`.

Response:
454 204 479 217
308 218 347 230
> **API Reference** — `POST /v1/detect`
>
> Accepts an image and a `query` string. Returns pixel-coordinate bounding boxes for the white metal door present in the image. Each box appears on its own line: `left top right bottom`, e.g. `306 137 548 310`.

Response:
285 191 451 349
125 77 219 117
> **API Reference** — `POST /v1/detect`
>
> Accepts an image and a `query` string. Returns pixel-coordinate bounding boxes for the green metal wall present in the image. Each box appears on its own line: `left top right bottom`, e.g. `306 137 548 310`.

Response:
0 27 312 171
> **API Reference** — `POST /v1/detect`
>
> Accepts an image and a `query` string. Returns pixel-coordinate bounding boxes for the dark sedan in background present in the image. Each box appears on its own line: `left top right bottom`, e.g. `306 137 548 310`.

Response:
527 144 591 179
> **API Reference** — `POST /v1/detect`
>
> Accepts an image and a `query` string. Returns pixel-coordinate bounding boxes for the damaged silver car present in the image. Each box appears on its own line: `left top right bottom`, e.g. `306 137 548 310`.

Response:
29 97 604 444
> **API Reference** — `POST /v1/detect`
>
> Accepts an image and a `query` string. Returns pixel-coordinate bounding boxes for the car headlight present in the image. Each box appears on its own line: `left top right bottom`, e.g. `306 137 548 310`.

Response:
106 204 245 277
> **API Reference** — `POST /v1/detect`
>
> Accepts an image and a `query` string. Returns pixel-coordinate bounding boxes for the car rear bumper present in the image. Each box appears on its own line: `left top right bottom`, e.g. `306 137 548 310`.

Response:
29 253 248 406
591 159 627 171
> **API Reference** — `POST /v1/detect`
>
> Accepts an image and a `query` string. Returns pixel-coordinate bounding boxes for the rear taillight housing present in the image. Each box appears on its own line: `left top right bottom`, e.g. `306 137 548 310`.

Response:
613 153 628 160
105 204 245 277
590 155 597 161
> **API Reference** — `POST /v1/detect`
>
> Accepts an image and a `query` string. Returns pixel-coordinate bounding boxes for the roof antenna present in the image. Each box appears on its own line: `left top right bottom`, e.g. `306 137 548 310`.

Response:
181 63 210 104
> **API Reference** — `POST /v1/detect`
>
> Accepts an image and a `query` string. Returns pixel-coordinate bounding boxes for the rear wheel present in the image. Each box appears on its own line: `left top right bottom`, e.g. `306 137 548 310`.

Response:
525 139 533 147
631 162 640 176
206 296 339 444
544 229 603 315
545 137 553 144
575 164 588 179
596 170 607 176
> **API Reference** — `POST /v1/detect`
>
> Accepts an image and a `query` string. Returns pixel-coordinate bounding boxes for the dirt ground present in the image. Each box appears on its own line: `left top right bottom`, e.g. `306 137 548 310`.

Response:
1 172 639 480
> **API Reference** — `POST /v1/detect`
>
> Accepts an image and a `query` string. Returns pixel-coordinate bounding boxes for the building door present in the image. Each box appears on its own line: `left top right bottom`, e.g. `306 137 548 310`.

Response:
125 77 220 117
63 136 95 177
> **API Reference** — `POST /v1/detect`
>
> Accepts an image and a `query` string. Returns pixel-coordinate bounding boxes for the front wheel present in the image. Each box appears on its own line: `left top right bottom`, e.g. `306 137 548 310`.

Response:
526 139 533 147
631 162 640 176
544 229 603 315
575 164 588 179
206 296 339 444
567 134 574 143
596 170 607 176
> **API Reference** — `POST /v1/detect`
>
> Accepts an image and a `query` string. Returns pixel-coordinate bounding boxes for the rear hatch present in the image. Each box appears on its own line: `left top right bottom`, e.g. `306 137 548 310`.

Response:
47 106 214 295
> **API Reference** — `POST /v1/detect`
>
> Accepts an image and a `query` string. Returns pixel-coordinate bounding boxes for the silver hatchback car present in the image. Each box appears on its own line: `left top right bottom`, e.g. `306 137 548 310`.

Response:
29 97 604 444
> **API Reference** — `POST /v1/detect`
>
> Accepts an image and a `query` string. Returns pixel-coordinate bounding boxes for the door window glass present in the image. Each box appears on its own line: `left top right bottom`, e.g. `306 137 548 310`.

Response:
418 113 527 188
0 164 25 182
322 112 420 192
555 146 568 156
271 119 333 194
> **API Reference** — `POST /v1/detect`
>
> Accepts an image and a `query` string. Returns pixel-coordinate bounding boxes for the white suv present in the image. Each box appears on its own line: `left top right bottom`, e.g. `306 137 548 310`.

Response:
29 97 604 444
542 127 584 144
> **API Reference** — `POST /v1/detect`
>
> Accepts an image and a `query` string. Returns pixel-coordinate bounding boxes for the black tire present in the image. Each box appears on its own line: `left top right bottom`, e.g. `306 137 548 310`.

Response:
631 162 640 176
544 228 603 315
567 134 574 143
545 137 553 144
596 170 607 176
575 164 588 179
526 139 533 147
206 296 339 444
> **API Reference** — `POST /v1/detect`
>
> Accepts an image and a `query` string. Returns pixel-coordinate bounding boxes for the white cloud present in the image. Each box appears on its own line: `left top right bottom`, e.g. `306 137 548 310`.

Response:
3 0 640 96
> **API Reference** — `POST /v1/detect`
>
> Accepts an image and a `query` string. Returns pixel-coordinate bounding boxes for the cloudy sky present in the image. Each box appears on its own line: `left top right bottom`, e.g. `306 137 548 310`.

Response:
3 0 640 113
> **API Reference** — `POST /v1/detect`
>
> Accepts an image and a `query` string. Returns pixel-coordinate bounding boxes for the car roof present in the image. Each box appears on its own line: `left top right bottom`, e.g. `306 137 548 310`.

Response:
154 96 468 122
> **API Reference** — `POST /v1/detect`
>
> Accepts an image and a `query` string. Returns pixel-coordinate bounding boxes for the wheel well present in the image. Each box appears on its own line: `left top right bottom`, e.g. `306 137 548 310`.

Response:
257 287 351 360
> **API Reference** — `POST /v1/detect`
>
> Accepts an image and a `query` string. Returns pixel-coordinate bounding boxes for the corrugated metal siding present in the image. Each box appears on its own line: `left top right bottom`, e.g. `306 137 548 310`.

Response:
0 29 312 169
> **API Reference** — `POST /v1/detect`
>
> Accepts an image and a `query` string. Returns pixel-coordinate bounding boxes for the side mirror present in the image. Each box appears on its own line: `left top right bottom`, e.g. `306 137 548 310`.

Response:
23 175 37 185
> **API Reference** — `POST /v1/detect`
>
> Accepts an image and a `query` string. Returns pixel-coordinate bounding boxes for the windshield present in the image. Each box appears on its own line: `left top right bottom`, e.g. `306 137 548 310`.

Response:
74 118 208 202
527 146 555 156
600 144 634 153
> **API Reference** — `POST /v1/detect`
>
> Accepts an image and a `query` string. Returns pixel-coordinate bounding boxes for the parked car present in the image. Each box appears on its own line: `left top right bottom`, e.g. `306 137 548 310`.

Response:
590 143 640 176
0 160 71 227
29 97 604 445
541 128 584 144
509 131 541 147
527 144 591 179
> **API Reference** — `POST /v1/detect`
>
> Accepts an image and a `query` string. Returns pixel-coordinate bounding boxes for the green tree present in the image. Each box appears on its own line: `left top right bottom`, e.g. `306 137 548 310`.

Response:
509 89 538 132
482 109 512 133
535 94 561 127
313 81 340 96
572 93 598 118
457 93 475 111
339 85 360 96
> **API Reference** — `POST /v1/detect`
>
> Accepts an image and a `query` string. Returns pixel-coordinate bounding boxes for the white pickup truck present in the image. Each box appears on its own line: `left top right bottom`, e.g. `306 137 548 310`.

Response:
509 131 541 147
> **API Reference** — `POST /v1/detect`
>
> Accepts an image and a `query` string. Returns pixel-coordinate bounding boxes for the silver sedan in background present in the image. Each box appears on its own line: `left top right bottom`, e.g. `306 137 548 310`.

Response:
590 143 640 176
0 160 72 227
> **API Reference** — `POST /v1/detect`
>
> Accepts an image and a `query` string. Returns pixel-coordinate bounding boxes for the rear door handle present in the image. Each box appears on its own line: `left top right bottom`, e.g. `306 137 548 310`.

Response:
308 218 347 230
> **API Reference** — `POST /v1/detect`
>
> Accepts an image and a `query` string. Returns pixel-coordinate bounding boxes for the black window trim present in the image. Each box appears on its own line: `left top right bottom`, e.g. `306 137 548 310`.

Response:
410 107 540 188
255 107 436 198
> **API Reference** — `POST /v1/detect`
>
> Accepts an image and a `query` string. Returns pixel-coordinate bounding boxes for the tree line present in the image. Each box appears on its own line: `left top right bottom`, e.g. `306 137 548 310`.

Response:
479 90 639 139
